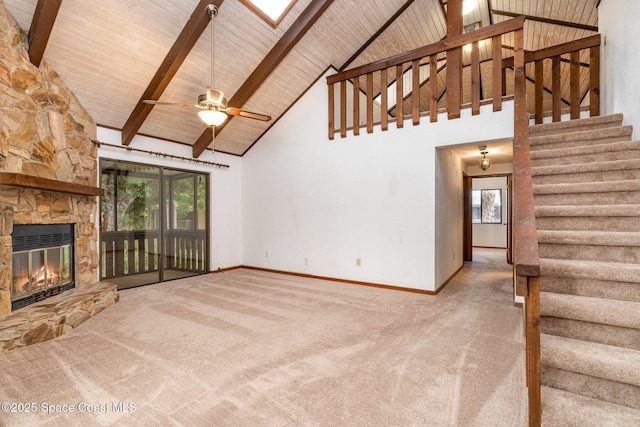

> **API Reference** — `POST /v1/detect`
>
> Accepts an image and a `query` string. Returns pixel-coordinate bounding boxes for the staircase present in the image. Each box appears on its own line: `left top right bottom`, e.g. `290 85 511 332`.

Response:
529 114 640 426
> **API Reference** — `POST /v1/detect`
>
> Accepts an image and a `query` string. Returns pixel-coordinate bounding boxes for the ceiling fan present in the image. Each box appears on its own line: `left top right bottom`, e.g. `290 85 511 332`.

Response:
143 4 271 143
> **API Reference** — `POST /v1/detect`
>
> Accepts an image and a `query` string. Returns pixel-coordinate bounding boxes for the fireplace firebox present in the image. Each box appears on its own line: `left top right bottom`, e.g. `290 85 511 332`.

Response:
11 224 75 311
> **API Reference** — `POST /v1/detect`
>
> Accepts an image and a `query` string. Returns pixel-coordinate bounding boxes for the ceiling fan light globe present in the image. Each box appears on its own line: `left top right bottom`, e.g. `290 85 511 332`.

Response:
198 109 227 126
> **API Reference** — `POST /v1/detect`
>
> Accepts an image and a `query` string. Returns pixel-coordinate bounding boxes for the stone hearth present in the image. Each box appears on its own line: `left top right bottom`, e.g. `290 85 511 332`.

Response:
0 4 118 351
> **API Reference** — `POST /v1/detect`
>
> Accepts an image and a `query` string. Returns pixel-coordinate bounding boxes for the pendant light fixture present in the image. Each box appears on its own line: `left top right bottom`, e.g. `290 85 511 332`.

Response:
479 145 490 171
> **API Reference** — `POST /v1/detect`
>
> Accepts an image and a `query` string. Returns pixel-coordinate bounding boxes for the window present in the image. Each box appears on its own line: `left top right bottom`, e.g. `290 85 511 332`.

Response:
240 0 297 28
472 189 502 224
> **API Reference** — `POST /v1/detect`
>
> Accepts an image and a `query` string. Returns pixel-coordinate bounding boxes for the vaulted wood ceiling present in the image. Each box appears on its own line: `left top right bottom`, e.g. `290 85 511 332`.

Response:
3 0 599 157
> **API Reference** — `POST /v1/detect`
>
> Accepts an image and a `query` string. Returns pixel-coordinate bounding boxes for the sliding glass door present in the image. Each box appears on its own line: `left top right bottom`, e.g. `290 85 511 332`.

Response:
100 159 208 289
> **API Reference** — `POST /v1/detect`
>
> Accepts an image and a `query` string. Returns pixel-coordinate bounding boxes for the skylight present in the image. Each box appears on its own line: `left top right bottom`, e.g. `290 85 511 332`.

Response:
240 0 297 28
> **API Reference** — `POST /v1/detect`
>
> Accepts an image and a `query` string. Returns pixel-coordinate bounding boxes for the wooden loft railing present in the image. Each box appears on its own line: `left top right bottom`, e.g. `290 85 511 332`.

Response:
503 34 601 124
326 22 600 138
326 17 525 139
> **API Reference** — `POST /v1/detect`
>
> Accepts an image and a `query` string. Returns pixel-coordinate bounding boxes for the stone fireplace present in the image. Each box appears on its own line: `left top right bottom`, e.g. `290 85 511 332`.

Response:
0 4 118 351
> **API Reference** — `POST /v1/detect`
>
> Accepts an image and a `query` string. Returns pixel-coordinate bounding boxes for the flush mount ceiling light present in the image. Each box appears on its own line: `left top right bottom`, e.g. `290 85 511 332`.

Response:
479 145 491 170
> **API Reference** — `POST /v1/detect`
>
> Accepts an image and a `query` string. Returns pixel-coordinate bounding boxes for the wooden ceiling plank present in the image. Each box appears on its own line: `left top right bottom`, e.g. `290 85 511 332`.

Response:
28 0 62 67
121 0 224 147
192 0 336 157
339 0 416 72
491 9 598 32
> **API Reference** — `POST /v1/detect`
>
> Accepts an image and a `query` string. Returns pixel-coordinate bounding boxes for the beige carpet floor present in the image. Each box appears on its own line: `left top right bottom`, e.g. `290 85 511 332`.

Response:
0 249 527 426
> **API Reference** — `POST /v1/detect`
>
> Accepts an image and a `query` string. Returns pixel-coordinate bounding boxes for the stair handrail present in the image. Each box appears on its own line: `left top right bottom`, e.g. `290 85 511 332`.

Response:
511 24 542 427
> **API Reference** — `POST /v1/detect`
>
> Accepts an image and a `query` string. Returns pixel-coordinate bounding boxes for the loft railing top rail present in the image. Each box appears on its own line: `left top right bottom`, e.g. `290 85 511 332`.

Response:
327 16 525 85
502 33 601 68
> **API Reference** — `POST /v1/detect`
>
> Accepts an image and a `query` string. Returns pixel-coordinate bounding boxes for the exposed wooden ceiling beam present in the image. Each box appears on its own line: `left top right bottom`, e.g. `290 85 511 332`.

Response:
121 0 224 147
192 0 336 157
28 0 62 67
492 9 598 32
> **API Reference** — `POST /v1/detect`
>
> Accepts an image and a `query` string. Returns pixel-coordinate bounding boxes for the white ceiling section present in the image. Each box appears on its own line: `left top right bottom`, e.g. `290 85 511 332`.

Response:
3 0 598 157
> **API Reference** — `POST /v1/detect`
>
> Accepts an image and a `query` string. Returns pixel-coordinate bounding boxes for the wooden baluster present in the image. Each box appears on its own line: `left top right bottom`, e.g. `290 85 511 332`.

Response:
366 72 374 133
380 68 388 131
447 47 462 119
412 59 420 125
471 41 480 116
493 35 503 112
396 64 404 128
138 235 145 273
340 80 347 138
590 45 600 117
570 51 580 119
353 76 360 136
534 59 544 124
328 82 335 140
430 55 438 123
552 56 561 122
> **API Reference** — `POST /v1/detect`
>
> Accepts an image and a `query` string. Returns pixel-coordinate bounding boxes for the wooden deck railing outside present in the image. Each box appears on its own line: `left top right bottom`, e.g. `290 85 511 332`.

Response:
101 229 207 280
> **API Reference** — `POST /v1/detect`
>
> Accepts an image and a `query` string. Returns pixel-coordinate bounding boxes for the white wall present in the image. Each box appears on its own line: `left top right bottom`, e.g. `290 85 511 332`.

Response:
435 148 464 287
472 176 508 248
96 128 243 270
600 0 640 134
242 68 515 292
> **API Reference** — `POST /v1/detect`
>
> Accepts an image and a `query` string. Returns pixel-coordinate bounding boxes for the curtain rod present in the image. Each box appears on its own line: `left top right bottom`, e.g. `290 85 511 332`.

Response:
92 140 230 168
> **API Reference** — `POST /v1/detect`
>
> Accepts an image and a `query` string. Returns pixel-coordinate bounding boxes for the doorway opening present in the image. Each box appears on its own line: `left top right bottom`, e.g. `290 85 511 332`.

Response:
463 174 513 264
99 159 209 289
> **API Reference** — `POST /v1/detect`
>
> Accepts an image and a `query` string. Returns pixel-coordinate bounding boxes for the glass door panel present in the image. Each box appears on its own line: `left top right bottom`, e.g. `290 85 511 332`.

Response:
100 160 161 289
100 160 208 289
164 171 208 281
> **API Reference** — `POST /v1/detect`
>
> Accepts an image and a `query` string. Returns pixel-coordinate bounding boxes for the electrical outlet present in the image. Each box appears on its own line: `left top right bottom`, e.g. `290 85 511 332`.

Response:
304 257 309 265
356 257 361 267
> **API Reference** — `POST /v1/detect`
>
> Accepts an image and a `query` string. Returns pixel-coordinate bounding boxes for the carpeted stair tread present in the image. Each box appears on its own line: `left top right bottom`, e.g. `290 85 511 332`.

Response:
534 179 640 195
531 158 639 177
540 291 640 330
530 140 640 166
536 204 640 218
529 125 632 150
540 257 640 285
541 334 640 387
541 385 640 426
529 114 623 137
537 229 640 246
542 317 640 351
540 275 640 303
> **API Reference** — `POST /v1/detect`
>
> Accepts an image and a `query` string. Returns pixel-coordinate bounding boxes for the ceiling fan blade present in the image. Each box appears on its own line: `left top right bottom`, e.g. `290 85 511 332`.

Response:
143 100 199 109
226 108 271 121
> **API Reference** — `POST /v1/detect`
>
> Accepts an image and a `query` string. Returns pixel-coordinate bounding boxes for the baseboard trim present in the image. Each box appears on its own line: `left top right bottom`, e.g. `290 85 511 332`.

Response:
205 264 464 296
239 266 435 295
434 264 464 295
211 265 243 273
